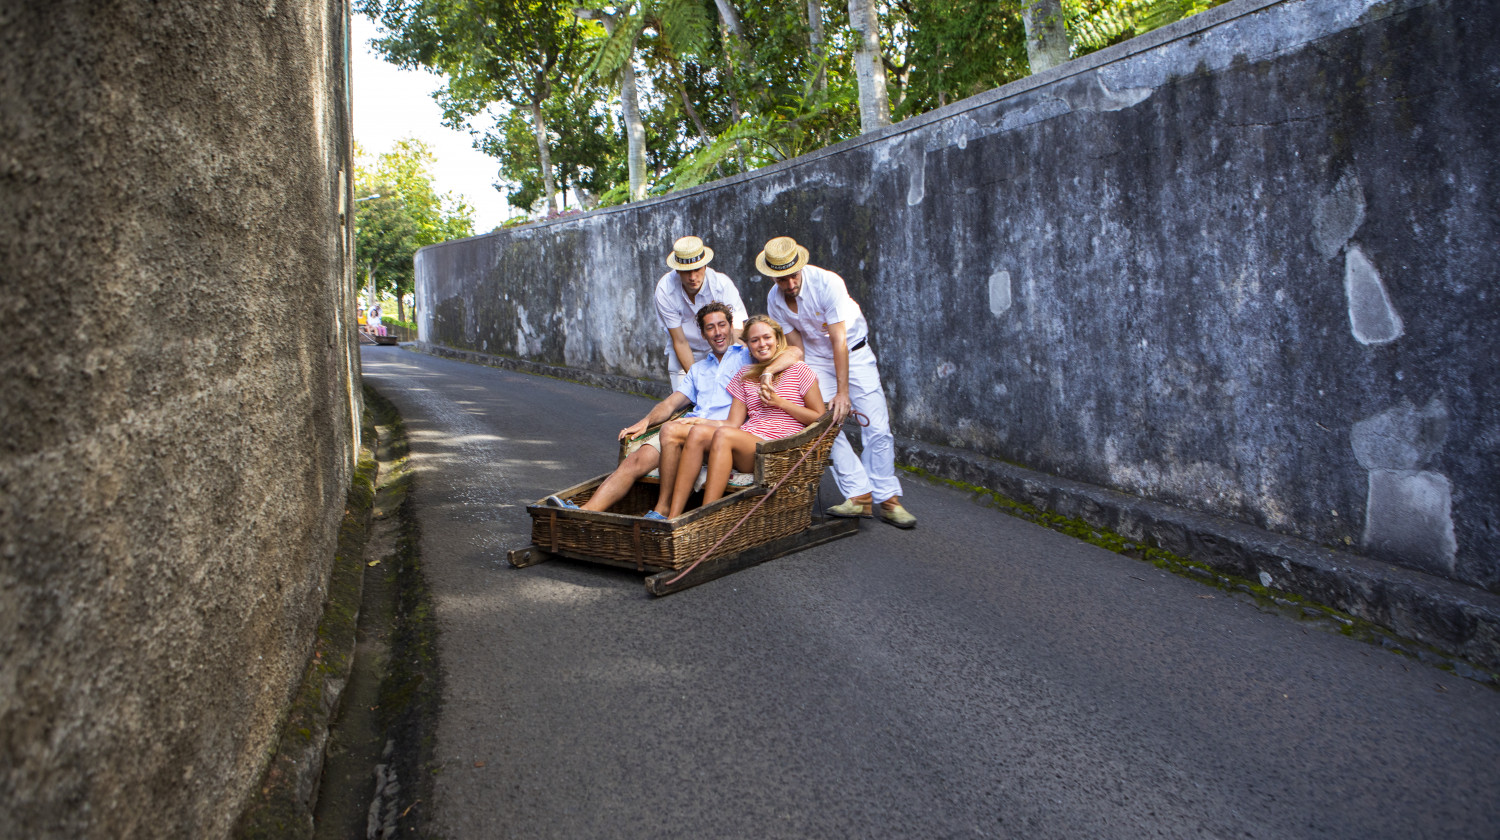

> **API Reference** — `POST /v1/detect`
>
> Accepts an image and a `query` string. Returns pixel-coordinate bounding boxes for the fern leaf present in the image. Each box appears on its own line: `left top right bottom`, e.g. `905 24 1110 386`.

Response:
584 12 644 82
654 0 710 57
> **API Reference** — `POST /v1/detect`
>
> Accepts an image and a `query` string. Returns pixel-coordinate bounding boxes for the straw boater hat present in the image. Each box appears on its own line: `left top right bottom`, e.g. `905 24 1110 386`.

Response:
755 236 809 278
666 236 714 271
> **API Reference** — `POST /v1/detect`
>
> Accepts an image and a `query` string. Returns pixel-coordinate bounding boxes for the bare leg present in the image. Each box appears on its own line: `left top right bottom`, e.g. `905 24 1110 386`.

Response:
665 424 718 518
652 420 692 514
702 428 763 506
581 444 660 512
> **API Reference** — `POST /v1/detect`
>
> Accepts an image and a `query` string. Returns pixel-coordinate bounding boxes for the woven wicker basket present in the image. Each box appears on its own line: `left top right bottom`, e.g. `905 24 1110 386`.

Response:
527 411 840 571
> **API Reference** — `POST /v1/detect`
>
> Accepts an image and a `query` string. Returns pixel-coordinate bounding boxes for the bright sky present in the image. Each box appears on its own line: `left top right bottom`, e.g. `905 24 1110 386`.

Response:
351 15 512 232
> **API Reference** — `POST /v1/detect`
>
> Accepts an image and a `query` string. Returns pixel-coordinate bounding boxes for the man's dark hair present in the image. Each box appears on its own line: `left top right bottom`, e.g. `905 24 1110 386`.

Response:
696 301 734 333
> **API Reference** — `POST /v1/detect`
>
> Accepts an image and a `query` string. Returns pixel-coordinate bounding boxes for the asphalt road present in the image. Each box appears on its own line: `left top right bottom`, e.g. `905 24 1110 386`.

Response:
362 345 1500 839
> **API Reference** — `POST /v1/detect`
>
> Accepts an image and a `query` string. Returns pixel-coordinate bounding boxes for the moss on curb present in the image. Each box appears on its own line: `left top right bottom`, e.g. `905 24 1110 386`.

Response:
900 464 1500 688
233 397 381 839
362 385 443 837
233 383 446 838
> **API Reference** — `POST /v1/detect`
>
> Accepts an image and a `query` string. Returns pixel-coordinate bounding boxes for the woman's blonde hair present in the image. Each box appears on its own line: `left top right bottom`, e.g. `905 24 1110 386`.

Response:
742 314 789 381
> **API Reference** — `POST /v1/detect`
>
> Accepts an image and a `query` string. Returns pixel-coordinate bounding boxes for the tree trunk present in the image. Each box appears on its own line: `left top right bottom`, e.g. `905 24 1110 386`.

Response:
847 0 890 132
619 51 648 201
1022 0 1071 75
711 0 750 170
806 0 826 93
528 100 558 214
713 0 744 40
576 8 648 201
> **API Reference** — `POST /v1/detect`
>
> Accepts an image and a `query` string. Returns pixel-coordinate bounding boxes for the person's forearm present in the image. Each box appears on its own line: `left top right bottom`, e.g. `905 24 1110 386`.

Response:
826 323 850 397
779 401 824 425
763 345 804 376
671 334 694 373
834 344 850 398
643 401 676 428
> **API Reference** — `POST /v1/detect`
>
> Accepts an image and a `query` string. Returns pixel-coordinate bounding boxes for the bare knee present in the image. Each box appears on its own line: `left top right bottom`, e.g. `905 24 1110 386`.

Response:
686 425 715 449
622 446 659 477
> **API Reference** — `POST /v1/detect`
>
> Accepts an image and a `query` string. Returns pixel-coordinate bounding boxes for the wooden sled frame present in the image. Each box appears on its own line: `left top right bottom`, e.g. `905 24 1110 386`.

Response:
507 517 857 595
510 410 858 595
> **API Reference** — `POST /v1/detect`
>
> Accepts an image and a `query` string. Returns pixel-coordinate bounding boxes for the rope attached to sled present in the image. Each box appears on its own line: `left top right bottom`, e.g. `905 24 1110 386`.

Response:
661 410 868 586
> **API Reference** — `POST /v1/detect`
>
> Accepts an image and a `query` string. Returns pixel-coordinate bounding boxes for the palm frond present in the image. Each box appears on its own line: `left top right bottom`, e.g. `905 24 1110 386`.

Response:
583 12 644 82
659 117 787 191
652 0 711 57
1067 0 1226 51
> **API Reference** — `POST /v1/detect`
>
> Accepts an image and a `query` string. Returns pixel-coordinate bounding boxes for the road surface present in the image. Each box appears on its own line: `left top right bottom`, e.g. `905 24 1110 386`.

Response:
362 345 1500 839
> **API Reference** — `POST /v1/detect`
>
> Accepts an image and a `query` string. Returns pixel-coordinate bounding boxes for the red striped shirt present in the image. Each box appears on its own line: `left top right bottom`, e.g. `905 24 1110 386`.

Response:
728 362 817 440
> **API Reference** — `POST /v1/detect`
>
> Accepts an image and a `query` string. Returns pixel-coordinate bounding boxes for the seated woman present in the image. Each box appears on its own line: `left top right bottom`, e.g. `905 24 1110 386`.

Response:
648 315 825 520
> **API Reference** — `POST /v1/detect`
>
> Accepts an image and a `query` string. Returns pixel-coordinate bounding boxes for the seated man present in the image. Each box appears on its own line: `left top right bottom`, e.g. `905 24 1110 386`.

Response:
547 302 800 513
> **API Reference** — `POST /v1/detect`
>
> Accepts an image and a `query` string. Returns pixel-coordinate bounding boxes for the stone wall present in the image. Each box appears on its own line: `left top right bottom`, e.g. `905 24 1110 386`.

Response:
0 1 358 837
416 0 1497 591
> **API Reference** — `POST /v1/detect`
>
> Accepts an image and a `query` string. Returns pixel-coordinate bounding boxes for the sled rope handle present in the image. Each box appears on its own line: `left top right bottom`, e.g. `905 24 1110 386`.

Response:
661 410 868 586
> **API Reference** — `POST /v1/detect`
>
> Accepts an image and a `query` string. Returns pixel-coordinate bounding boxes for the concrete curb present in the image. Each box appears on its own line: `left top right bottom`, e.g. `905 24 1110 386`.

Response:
233 414 380 838
898 438 1500 675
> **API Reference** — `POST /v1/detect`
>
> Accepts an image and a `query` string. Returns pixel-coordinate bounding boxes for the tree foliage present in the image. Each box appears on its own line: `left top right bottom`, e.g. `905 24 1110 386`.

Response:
359 0 590 213
1066 0 1226 53
354 139 475 303
358 0 1229 216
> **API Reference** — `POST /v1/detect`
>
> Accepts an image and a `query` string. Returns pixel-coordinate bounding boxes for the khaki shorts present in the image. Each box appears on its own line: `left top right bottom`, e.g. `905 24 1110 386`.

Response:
623 429 663 457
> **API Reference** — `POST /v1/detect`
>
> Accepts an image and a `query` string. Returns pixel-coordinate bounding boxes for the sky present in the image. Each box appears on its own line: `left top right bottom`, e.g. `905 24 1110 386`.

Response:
351 15 512 232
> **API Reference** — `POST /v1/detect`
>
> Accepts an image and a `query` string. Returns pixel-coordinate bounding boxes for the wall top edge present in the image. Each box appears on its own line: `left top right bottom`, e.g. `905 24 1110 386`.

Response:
415 0 1409 256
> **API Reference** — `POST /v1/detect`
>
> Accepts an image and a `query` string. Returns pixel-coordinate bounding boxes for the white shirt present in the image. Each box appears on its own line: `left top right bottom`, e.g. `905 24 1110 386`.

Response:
765 264 869 367
654 268 747 371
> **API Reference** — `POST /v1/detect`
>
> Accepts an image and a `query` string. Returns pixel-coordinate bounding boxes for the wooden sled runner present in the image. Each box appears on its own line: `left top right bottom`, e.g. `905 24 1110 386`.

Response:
510 411 858 595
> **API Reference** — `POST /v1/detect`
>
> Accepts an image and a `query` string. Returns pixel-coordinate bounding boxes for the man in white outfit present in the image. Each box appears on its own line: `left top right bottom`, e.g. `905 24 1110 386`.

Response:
655 236 748 393
758 236 916 529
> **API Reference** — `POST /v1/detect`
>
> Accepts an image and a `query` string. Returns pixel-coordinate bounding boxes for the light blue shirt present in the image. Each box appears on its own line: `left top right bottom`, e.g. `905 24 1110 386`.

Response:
677 344 751 420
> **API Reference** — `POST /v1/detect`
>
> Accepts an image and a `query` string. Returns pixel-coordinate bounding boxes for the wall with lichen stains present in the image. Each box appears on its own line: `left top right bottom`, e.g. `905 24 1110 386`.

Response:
416 0 1498 592
0 1 358 837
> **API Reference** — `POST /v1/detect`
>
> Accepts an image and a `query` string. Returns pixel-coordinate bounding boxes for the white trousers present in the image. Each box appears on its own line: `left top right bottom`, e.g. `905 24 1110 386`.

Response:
669 368 688 395
807 348 902 502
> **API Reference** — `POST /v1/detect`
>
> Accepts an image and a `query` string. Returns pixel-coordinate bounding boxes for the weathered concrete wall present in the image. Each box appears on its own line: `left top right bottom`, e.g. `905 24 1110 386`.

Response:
416 0 1497 592
0 1 358 837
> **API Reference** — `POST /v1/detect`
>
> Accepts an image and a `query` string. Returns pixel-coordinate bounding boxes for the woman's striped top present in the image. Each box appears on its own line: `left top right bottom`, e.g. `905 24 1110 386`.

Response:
728 362 817 441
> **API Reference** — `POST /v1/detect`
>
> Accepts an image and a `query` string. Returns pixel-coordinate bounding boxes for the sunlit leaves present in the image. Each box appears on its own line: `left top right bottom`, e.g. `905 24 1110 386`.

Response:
354 140 475 298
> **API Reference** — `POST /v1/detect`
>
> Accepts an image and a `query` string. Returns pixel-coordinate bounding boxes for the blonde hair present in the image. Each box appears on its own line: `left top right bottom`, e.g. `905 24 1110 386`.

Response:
742 315 789 380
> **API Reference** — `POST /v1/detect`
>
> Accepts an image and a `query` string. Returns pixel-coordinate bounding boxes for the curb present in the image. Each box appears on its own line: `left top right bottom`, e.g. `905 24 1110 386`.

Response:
898 438 1500 677
233 403 380 838
232 384 441 837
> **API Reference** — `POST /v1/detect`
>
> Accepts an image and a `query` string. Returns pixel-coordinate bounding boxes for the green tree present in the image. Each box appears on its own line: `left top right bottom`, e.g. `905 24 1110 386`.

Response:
1066 0 1228 54
359 0 587 215
355 139 475 321
478 87 625 211
359 0 1227 212
888 0 1028 119
576 0 713 201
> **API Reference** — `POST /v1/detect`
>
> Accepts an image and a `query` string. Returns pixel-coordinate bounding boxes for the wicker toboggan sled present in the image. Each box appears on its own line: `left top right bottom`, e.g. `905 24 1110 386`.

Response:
508 410 859 595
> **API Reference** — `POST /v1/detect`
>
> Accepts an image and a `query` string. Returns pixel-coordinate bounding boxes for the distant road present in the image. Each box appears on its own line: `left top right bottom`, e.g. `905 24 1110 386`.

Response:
363 345 1500 839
